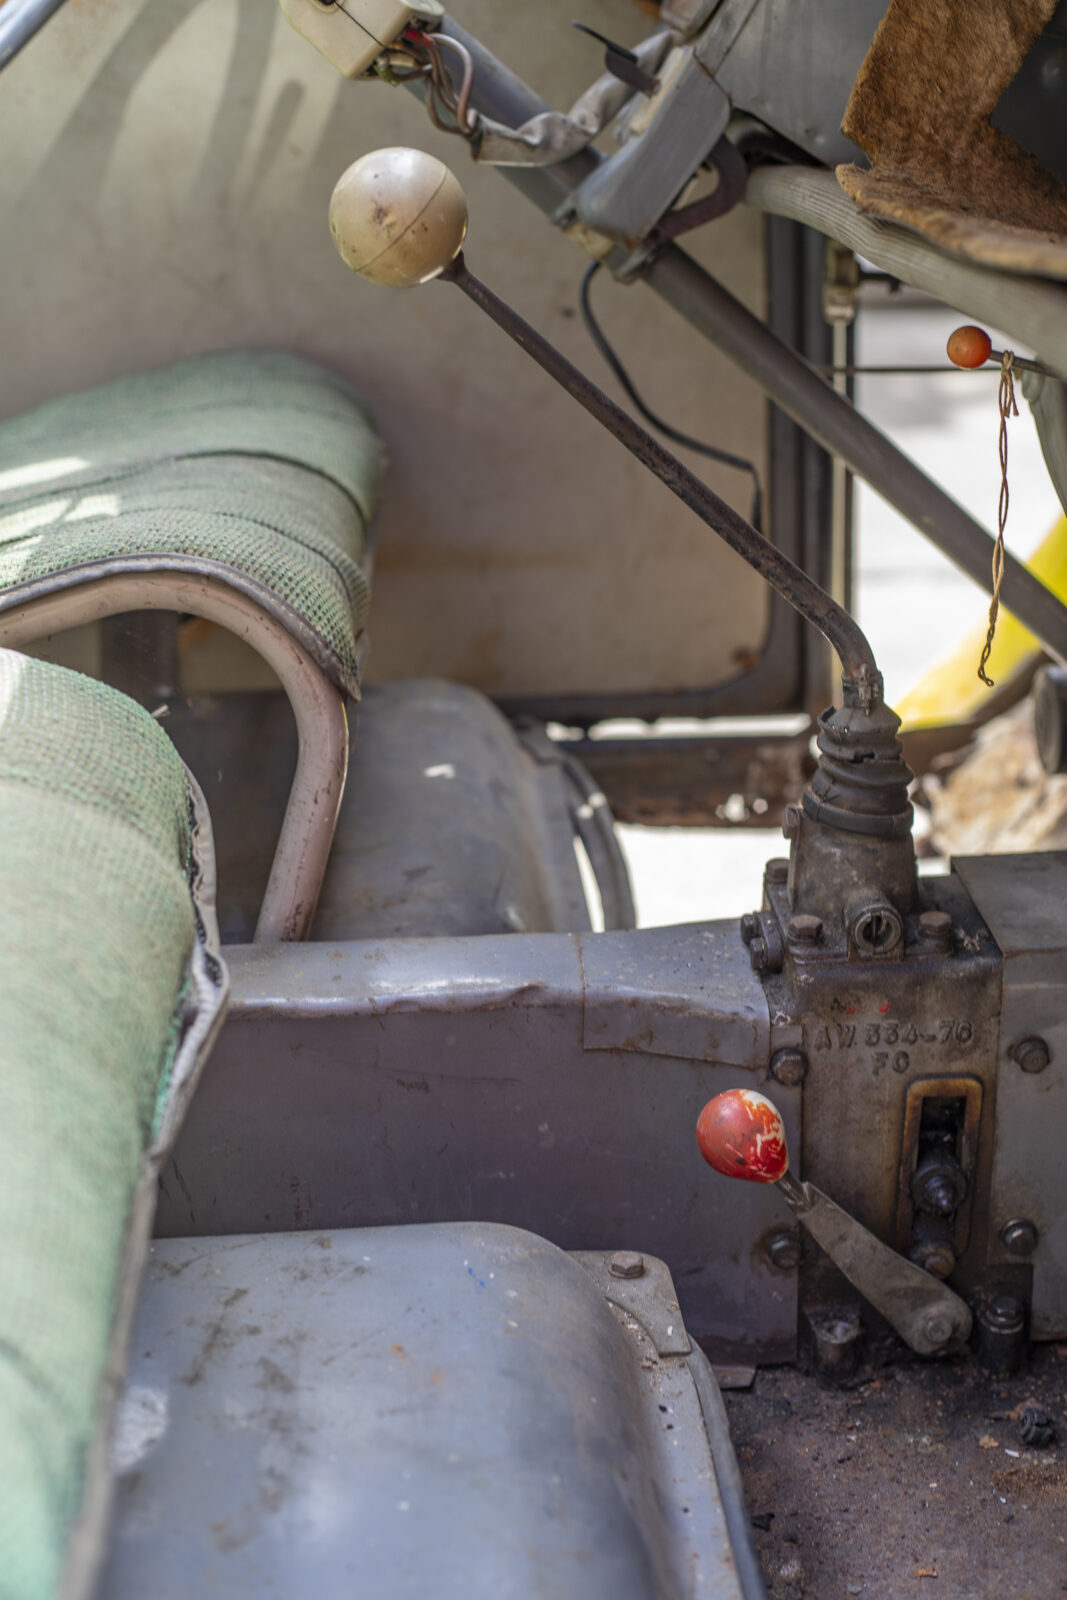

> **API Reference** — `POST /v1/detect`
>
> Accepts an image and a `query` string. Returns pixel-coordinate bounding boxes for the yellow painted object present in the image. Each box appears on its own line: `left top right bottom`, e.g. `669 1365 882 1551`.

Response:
896 513 1067 729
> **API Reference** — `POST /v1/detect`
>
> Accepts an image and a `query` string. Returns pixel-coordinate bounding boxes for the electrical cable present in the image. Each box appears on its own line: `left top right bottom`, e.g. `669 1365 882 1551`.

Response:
579 260 764 532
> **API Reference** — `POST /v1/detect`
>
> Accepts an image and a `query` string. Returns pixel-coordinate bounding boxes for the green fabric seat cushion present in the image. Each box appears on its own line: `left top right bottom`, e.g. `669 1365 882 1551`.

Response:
0 650 226 1600
0 351 385 695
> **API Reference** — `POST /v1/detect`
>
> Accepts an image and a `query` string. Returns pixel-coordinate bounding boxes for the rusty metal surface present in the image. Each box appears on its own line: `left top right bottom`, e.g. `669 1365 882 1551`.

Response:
560 731 815 828
756 869 1005 1325
954 851 1067 1339
157 926 797 1360
100 1225 752 1600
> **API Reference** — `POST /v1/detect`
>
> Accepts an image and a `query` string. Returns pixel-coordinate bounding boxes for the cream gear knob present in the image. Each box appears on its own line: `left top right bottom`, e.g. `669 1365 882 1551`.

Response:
329 147 468 288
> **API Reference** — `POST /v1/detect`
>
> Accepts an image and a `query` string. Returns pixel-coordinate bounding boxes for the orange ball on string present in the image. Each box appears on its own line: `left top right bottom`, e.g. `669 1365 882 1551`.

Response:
946 325 993 369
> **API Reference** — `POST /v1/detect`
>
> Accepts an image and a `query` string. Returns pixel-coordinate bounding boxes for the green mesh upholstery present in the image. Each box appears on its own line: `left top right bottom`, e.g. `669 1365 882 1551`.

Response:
0 649 226 1600
0 351 385 695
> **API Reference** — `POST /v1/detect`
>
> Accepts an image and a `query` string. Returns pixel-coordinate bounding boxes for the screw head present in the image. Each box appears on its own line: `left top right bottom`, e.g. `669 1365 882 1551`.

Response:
770 1047 808 1087
608 1251 645 1280
787 914 823 943
919 909 953 940
1001 1219 1039 1258
765 1231 802 1272
1012 1037 1050 1074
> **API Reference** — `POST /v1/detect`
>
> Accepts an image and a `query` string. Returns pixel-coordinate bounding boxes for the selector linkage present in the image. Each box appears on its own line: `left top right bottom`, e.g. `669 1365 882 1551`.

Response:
696 1090 973 1358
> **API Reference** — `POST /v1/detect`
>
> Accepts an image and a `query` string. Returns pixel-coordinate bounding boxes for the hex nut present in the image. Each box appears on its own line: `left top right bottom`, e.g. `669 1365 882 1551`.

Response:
608 1251 645 1280
909 1240 956 1280
919 909 953 940
770 1047 808 1087
749 937 769 973
781 804 802 842
787 914 822 943
1001 1219 1039 1258
765 857 789 887
1012 1037 1050 1074
739 912 759 946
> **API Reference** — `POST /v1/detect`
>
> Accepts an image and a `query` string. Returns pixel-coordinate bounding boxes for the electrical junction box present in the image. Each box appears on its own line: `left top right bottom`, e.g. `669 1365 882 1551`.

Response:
280 0 443 79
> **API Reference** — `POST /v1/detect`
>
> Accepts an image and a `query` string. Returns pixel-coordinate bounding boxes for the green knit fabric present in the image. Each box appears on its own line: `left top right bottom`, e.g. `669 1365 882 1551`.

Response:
0 650 198 1600
0 351 384 693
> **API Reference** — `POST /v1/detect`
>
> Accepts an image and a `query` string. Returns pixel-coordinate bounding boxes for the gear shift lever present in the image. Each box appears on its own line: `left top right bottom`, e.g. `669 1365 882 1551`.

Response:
696 1090 972 1358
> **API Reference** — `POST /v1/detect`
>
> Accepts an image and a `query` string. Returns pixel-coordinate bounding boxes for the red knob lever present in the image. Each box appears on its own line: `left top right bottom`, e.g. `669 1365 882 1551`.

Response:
696 1089 789 1184
695 1087 974 1357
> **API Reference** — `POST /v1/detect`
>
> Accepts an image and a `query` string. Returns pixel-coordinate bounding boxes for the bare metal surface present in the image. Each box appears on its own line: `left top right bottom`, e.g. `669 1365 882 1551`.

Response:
954 851 1067 1339
157 928 796 1359
0 0 68 69
101 1225 750 1600
0 575 348 943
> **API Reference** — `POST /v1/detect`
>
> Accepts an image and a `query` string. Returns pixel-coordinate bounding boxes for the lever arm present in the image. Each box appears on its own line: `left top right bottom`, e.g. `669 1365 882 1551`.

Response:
696 1090 973 1358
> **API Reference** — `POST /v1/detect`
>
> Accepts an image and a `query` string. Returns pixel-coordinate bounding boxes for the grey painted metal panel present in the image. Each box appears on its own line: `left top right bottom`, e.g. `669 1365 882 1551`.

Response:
953 852 1067 1338
698 0 883 167
162 682 601 944
101 1226 750 1600
580 922 768 1066
158 930 796 1360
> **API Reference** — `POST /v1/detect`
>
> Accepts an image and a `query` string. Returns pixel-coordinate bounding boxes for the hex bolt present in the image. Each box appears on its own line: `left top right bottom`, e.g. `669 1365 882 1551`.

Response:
765 857 789 887
739 911 759 946
986 1294 1025 1332
787 914 823 943
1012 1037 1051 1074
920 1309 954 1349
765 1231 802 1272
748 937 769 973
608 1251 645 1280
919 909 953 942
770 1047 808 1087
781 804 801 842
1001 1219 1039 1258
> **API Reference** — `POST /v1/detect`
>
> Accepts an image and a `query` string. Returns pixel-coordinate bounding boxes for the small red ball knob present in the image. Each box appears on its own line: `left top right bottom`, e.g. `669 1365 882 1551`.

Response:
946 325 992 369
696 1089 789 1184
